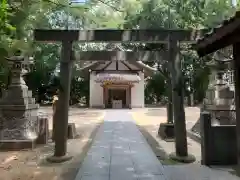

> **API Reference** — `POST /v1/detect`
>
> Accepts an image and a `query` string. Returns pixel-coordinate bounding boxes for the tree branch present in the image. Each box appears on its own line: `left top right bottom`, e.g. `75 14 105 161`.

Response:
96 0 124 12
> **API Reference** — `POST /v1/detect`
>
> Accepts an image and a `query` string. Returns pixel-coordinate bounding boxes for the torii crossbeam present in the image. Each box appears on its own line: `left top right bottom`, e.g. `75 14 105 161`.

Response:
34 29 205 42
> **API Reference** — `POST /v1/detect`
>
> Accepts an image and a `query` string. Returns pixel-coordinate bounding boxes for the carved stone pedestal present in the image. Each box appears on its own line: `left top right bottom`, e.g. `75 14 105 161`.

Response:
0 55 39 150
0 105 39 150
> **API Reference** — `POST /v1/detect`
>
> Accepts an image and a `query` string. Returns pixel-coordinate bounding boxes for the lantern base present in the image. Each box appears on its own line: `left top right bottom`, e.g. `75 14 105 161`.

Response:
0 140 36 151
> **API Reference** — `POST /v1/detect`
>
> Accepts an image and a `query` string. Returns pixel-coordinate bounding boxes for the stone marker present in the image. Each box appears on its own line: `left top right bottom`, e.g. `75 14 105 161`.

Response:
158 123 175 141
67 123 78 139
36 115 49 145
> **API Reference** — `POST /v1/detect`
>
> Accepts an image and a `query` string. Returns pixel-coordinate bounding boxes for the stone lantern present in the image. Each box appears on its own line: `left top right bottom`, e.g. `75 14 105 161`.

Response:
0 53 39 150
206 59 227 86
203 58 235 125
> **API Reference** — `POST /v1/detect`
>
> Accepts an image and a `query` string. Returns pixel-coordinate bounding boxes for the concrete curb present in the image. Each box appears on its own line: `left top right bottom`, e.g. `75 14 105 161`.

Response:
187 130 201 144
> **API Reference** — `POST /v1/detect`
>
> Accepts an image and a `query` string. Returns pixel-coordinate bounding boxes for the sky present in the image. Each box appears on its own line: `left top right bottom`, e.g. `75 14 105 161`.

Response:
69 0 238 8
70 0 86 3
232 0 237 7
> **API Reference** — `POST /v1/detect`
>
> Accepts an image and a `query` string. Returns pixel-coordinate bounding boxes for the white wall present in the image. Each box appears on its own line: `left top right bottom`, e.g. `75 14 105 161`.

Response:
89 72 103 108
89 70 145 108
131 72 144 108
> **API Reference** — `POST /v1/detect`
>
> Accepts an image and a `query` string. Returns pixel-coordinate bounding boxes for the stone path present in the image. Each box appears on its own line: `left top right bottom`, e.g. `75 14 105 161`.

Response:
74 110 167 180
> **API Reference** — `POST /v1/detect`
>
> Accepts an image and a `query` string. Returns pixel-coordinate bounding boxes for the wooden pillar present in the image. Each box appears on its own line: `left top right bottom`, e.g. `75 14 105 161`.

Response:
103 86 106 108
166 52 174 123
86 72 90 107
233 43 240 165
126 86 129 108
171 40 187 156
169 38 195 162
167 75 174 123
48 41 73 162
106 86 109 108
167 94 173 123
129 85 132 109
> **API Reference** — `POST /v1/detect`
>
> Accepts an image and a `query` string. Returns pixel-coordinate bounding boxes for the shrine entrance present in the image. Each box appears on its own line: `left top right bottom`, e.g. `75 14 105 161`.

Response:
104 85 130 109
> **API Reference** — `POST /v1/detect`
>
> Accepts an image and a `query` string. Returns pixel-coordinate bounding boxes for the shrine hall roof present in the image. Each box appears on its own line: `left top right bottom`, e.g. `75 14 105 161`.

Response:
195 11 240 57
78 60 157 77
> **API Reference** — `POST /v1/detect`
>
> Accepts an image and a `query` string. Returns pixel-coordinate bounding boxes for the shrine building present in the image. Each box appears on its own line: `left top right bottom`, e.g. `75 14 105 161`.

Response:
80 60 156 109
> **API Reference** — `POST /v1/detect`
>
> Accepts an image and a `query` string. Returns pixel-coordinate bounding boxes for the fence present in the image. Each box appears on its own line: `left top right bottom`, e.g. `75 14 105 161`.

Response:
200 111 237 165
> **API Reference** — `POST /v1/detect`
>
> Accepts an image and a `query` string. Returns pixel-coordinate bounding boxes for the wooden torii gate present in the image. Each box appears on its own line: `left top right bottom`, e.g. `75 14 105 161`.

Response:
34 29 205 163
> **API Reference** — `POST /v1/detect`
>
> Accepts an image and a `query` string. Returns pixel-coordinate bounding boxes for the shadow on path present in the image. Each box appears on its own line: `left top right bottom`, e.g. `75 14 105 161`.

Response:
137 125 181 165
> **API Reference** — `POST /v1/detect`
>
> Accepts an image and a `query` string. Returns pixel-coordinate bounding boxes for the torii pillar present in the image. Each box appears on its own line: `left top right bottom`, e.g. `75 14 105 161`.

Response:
34 30 76 162
168 37 195 163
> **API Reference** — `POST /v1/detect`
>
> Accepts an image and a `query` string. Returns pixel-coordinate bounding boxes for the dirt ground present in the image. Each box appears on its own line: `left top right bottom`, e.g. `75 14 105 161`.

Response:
132 107 240 179
132 107 203 164
0 107 105 180
132 107 240 174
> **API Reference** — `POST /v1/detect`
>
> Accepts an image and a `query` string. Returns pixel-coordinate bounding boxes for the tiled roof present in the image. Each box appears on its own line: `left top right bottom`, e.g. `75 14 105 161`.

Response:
196 11 240 45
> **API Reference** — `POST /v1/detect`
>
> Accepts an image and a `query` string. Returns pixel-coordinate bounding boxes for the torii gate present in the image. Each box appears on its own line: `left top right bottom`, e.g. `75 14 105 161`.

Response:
34 29 205 163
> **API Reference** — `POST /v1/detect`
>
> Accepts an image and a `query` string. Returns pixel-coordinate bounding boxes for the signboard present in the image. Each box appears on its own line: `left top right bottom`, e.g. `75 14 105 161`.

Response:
95 73 140 83
96 74 124 82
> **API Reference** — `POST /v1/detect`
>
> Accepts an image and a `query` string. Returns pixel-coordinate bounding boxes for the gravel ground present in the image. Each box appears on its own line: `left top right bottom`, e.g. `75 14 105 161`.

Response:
0 107 105 180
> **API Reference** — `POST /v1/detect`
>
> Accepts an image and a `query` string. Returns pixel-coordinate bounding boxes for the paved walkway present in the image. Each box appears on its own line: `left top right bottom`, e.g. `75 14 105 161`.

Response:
74 110 167 180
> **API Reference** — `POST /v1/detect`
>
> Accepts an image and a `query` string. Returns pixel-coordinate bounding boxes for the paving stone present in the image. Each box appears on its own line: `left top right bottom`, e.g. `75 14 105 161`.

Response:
74 110 167 180
78 164 110 176
136 174 167 180
110 173 138 180
112 150 133 156
84 153 110 161
82 156 110 166
111 156 133 166
80 175 108 180
131 154 158 162
134 164 164 175
112 144 129 150
132 158 161 166
88 149 111 155
110 166 136 175
90 145 111 151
